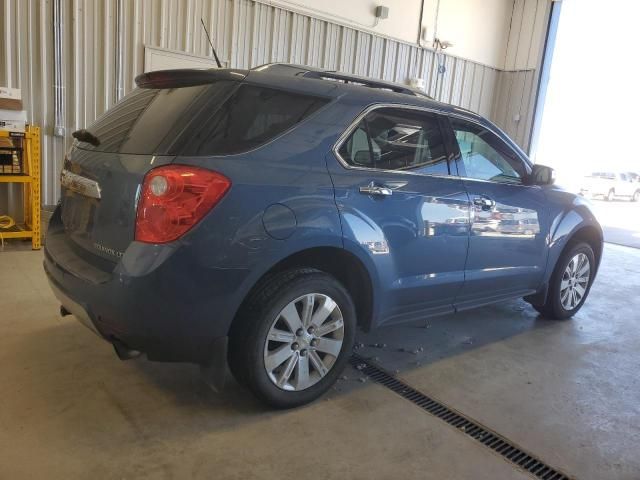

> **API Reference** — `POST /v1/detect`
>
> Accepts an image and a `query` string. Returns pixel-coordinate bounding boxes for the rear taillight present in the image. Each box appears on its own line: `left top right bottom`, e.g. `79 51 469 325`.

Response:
135 165 231 244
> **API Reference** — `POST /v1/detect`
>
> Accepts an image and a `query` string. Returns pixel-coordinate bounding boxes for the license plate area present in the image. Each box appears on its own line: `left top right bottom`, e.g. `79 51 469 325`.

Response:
61 191 99 237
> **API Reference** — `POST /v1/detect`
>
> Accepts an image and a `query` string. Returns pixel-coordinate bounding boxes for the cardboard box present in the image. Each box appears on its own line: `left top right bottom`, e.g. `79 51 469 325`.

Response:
0 87 21 100
0 120 26 133
0 149 22 174
0 98 23 110
0 136 23 174
0 109 27 133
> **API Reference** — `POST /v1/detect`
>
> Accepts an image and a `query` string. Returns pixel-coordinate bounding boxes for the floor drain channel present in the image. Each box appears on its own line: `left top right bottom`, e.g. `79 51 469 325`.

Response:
350 354 573 480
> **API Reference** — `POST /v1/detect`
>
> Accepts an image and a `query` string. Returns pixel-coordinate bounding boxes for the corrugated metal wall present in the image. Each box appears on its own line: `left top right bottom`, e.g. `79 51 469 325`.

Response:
1 0 550 206
493 0 551 151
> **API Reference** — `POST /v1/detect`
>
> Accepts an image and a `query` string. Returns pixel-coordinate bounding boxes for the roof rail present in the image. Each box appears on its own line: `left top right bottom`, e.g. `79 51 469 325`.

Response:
302 70 429 98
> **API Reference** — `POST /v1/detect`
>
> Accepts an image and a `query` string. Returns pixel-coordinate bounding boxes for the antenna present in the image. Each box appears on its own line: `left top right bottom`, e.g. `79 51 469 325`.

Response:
200 18 222 68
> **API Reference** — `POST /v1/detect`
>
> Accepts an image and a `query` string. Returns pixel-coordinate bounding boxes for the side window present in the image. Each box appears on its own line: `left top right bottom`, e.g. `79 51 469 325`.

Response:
451 119 525 184
338 108 449 175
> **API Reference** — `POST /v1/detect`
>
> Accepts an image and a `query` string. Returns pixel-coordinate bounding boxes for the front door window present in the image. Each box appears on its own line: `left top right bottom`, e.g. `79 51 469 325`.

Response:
451 119 526 184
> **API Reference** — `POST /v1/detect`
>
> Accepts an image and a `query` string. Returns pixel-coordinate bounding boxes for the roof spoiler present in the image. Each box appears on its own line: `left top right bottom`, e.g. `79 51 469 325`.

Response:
135 69 248 89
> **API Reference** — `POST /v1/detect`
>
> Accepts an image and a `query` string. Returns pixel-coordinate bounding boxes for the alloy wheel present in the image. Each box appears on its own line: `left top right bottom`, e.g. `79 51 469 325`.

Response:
263 293 344 391
560 253 590 310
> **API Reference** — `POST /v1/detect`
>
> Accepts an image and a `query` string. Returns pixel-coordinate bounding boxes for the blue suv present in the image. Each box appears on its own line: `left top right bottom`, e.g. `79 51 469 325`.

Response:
44 64 603 407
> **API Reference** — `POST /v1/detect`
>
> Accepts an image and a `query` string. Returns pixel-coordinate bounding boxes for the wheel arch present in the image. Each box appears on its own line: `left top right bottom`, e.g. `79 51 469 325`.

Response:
551 221 603 280
229 246 377 335
526 194 603 308
563 224 603 267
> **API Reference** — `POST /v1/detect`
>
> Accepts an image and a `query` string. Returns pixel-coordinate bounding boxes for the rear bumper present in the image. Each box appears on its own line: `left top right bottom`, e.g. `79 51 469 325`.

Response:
47 274 101 337
43 211 245 364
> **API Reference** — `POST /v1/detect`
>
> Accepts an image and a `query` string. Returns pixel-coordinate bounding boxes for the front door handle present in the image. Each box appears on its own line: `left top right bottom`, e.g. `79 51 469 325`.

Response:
360 182 393 197
473 195 495 210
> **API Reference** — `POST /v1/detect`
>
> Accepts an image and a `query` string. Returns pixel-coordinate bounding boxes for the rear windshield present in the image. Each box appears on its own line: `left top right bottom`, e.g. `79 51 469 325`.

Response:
78 82 329 155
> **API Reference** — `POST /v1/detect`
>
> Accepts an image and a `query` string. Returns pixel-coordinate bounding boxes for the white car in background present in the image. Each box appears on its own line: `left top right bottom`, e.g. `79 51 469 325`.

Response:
581 172 640 202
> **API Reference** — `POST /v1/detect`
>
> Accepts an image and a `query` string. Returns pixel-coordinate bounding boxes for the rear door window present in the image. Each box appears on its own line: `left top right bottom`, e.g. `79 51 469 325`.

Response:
76 83 328 156
337 107 449 175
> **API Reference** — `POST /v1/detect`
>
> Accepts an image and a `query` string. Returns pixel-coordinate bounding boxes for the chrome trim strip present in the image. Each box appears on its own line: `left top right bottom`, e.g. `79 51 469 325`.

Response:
456 175 541 189
445 111 532 169
60 169 102 199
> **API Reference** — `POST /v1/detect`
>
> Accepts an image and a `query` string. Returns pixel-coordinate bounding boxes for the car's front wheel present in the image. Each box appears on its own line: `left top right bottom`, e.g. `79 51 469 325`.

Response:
632 190 640 202
532 242 595 320
229 269 356 408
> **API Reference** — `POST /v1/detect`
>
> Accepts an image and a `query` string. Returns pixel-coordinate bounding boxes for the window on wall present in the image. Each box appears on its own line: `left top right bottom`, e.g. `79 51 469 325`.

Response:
451 119 526 184
338 108 449 175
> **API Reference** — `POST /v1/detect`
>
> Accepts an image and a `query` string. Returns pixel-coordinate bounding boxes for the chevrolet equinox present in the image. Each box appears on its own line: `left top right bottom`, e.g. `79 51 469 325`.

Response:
44 64 603 408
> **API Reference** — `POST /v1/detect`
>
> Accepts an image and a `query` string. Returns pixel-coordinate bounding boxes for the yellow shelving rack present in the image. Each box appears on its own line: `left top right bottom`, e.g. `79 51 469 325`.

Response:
0 125 41 249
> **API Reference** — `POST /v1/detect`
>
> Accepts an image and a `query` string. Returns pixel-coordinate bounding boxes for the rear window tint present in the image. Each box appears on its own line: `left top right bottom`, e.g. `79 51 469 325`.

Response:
78 82 328 155
174 85 328 155
81 82 236 154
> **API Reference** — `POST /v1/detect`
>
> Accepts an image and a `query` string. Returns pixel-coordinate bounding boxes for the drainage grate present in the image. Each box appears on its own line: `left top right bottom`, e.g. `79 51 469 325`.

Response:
350 354 573 480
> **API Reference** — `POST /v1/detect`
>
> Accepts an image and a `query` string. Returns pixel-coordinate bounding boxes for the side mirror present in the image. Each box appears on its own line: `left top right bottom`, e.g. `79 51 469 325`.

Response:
529 164 555 186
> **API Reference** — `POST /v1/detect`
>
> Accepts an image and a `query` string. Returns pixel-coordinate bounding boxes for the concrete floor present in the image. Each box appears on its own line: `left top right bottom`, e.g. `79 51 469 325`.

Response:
591 200 640 249
0 243 638 479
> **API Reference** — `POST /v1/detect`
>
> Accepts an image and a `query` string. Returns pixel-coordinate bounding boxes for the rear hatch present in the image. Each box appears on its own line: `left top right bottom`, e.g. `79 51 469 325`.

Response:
57 69 246 266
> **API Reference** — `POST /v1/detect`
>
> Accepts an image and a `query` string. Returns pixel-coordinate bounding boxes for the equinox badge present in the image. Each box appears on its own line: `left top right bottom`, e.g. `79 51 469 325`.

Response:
93 242 124 258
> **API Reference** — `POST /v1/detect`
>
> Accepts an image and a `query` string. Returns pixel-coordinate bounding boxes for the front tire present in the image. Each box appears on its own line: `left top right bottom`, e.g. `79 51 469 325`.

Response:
533 242 595 320
633 190 640 202
229 269 356 408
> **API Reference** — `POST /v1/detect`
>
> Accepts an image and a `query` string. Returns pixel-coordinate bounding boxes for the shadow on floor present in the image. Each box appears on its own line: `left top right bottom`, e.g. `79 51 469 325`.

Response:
19 296 558 407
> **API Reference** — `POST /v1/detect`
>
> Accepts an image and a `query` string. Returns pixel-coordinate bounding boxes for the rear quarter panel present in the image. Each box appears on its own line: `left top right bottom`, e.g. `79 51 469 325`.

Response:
167 98 354 335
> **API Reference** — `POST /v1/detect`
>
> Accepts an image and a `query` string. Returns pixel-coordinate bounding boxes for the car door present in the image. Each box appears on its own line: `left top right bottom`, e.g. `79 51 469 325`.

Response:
445 116 550 309
327 105 472 327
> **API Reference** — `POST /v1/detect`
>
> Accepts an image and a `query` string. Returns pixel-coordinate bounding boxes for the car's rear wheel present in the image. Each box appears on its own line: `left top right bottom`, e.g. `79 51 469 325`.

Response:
632 190 640 202
229 269 356 408
606 189 615 201
532 242 595 320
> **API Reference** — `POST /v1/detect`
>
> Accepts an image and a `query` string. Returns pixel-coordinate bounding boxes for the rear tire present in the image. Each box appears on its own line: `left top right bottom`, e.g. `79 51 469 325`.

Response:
533 242 595 320
228 268 356 408
606 189 615 202
633 190 640 202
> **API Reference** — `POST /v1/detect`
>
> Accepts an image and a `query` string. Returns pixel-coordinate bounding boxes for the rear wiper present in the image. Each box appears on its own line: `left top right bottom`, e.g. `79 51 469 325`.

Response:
72 129 100 147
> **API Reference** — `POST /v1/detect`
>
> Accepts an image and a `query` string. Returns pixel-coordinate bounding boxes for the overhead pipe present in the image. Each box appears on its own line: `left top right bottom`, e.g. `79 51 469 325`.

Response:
52 0 65 137
115 0 125 102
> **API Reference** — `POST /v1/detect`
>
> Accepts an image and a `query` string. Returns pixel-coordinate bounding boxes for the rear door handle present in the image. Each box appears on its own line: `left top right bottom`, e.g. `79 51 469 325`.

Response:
360 182 393 197
473 195 495 210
